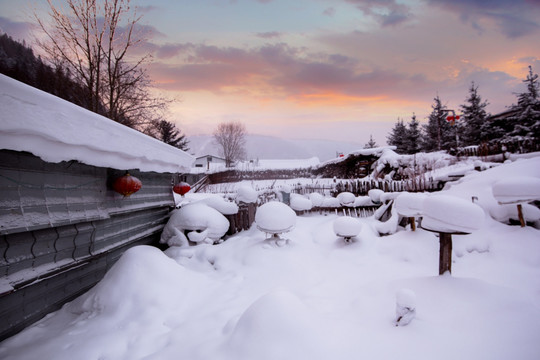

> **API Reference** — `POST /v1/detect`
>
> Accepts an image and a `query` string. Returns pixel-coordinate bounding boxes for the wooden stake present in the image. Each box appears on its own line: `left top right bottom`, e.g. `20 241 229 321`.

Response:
409 217 416 231
439 232 452 275
517 204 525 227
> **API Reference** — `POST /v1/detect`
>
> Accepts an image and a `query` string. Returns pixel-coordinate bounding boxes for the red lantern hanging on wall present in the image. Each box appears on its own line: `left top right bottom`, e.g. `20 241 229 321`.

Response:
113 173 142 197
173 182 191 196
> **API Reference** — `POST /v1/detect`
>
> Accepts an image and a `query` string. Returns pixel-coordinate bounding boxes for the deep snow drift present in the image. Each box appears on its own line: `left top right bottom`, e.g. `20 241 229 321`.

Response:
1 157 540 360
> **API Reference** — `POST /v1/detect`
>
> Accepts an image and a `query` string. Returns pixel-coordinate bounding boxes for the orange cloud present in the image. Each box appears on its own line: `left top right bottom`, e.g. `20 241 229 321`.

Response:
288 92 385 106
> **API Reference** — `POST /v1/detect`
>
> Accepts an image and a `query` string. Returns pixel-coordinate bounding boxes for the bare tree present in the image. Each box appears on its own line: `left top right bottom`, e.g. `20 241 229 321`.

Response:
34 0 164 131
213 121 247 167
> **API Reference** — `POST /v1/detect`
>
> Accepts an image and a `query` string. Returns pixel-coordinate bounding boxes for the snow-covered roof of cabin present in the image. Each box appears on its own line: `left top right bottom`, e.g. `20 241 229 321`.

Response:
318 146 396 167
0 74 194 173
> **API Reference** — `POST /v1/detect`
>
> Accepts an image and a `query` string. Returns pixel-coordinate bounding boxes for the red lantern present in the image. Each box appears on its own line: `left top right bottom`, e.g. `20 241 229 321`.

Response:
113 173 142 197
173 182 191 196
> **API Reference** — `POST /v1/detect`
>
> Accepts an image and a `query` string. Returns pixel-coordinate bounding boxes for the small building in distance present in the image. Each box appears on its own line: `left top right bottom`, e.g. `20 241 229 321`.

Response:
193 154 227 170
0 74 193 341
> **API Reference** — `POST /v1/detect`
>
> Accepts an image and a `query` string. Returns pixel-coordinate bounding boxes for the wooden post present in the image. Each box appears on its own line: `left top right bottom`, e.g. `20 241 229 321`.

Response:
439 232 452 275
409 217 416 231
517 204 525 227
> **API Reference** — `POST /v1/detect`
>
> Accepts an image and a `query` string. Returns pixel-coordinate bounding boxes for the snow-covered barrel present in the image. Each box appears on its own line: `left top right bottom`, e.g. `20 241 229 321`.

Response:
255 201 297 237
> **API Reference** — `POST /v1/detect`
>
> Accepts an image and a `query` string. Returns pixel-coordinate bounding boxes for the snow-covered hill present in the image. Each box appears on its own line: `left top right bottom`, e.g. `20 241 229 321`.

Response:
187 134 365 162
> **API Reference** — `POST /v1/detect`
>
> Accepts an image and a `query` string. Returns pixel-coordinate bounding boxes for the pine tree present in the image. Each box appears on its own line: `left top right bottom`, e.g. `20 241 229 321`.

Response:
405 113 422 154
364 134 378 149
422 95 454 152
460 82 489 146
387 118 407 153
155 120 189 150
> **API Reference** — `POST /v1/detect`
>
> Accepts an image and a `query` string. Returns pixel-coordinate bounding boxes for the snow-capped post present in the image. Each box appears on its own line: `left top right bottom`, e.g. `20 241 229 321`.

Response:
421 195 484 275
255 201 296 245
112 172 142 197
333 216 362 243
492 177 540 228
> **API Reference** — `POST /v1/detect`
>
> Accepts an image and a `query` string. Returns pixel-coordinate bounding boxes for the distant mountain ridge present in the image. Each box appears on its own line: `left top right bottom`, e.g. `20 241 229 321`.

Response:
186 134 365 162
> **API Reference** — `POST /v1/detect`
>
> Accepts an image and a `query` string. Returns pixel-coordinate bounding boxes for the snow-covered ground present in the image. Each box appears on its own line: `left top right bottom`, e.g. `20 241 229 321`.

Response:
1 157 540 360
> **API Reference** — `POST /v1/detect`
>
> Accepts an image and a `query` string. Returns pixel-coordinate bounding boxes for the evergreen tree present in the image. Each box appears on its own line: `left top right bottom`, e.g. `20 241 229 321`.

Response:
422 95 454 152
155 120 189 151
405 113 422 154
386 118 407 153
460 82 489 146
364 134 378 149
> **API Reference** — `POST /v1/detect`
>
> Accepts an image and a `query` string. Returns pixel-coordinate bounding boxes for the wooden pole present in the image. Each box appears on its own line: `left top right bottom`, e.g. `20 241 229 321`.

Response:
439 232 452 275
517 204 525 227
409 217 416 231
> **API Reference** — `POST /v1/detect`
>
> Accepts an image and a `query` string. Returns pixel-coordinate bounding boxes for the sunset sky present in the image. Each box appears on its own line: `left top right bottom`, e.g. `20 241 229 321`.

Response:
1 0 540 145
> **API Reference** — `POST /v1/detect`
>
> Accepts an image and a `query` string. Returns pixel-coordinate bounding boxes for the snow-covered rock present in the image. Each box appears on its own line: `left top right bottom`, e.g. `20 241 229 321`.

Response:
337 192 356 207
290 194 313 211
421 195 485 234
492 177 540 204
394 192 428 217
255 201 297 235
160 203 230 247
333 216 362 240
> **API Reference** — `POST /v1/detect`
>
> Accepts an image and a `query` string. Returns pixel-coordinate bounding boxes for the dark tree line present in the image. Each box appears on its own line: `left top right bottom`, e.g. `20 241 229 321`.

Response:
387 66 539 154
0 32 188 151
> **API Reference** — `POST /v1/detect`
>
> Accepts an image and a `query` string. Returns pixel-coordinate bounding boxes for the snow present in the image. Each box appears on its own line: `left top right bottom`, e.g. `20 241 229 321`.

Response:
0 74 193 173
336 191 355 206
236 184 259 203
492 177 540 204
194 195 239 215
308 192 325 207
394 192 428 217
368 188 384 203
333 216 362 238
421 195 485 234
255 201 296 234
289 193 313 211
2 154 540 360
160 203 230 246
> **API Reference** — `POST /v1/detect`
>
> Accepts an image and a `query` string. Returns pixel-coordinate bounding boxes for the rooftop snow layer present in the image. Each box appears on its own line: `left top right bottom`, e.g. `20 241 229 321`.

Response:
0 74 193 173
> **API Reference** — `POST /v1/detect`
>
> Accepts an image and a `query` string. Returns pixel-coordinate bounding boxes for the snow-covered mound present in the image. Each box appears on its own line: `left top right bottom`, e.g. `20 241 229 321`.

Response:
394 192 427 217
333 216 362 238
290 194 313 211
492 177 540 204
336 192 355 207
236 184 259 203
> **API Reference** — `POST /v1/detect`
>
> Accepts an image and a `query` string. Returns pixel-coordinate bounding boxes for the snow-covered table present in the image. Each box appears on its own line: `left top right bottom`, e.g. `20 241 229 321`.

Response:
492 177 540 227
421 195 484 275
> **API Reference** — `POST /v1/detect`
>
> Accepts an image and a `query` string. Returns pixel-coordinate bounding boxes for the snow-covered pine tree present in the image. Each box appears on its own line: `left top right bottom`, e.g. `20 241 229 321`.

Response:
501 66 540 149
364 134 378 149
422 95 454 152
460 82 489 146
386 118 407 153
405 113 422 154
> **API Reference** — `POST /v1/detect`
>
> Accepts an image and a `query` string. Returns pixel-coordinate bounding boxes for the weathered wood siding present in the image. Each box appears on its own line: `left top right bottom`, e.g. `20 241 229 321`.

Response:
0 150 175 341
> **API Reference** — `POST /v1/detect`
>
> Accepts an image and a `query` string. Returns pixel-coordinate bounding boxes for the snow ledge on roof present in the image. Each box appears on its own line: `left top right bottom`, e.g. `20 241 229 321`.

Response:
0 74 194 174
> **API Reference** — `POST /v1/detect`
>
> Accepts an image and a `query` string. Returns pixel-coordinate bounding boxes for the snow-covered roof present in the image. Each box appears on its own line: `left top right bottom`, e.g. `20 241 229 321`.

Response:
0 74 194 173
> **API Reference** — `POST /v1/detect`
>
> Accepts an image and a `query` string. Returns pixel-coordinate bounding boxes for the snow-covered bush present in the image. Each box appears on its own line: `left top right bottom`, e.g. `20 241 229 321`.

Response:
236 184 258 203
160 203 230 247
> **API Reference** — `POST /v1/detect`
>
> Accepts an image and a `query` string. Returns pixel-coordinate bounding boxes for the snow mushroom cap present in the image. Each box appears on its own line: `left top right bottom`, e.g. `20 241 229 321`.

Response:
255 201 297 234
368 189 384 203
492 176 540 204
333 216 362 238
290 194 313 211
337 192 356 207
308 192 324 207
236 184 258 203
421 195 485 234
394 192 428 217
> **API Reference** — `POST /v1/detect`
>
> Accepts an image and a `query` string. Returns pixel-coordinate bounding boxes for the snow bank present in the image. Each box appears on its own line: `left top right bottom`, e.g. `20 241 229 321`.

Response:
0 74 193 173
